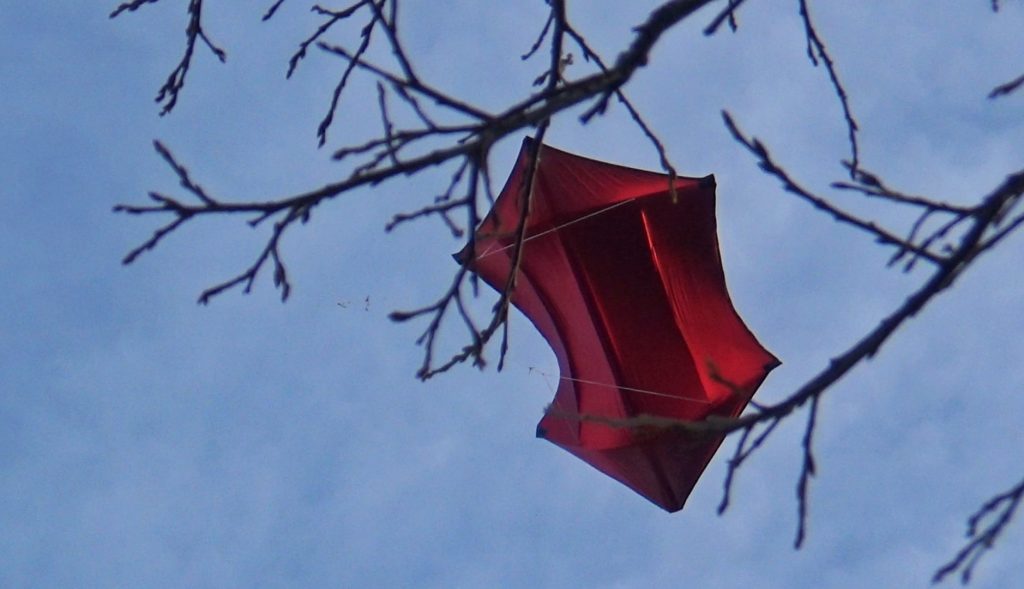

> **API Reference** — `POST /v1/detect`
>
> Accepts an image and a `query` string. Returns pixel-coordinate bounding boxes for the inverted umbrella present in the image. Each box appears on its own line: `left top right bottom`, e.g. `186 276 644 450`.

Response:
463 138 778 511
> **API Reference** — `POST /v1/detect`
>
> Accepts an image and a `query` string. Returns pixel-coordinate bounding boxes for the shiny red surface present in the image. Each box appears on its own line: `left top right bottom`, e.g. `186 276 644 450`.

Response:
467 139 778 511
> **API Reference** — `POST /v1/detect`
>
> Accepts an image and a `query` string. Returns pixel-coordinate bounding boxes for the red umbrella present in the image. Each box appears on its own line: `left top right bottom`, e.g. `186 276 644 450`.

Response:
465 138 778 511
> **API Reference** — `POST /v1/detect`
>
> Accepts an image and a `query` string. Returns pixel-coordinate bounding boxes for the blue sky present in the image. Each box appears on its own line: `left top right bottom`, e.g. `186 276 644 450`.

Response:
2 2 1023 587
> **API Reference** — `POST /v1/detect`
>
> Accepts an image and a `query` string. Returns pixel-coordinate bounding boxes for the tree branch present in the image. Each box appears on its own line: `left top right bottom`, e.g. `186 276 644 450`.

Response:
114 4 1024 576
797 0 859 176
934 475 1024 584
117 0 722 375
552 127 1024 548
110 0 225 115
723 112 943 266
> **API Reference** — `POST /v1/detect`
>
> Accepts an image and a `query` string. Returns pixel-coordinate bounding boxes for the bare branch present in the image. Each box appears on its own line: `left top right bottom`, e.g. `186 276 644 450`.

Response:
114 2 1024 579
934 476 1024 584
718 418 780 513
829 162 980 271
111 0 226 115
375 82 400 167
316 43 492 120
833 164 972 215
262 0 287 21
115 198 192 265
723 111 943 265
559 18 677 188
386 160 470 235
980 218 1024 267
391 82 437 129
794 396 819 548
798 0 859 176
316 2 383 146
551 158 1024 553
366 0 418 84
115 0 720 317
399 128 551 379
152 140 217 205
286 3 371 80
521 10 555 61
109 0 161 18
704 0 751 35
989 72 1024 99
197 208 298 303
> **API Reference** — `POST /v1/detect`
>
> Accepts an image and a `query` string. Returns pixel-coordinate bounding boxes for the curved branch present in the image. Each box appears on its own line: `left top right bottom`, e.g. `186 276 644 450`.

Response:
798 0 859 175
110 0 225 115
934 476 1024 584
115 2 1024 576
118 0 723 286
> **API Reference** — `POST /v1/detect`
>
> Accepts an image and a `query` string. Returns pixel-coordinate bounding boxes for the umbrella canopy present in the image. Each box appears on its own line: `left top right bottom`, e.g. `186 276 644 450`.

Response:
465 138 779 511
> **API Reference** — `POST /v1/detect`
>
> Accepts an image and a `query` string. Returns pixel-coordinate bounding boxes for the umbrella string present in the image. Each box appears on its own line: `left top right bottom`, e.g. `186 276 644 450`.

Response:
476 198 636 259
528 367 713 405
470 197 715 407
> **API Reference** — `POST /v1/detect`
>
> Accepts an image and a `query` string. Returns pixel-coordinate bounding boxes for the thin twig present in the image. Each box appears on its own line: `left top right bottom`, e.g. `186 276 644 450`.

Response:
315 2 384 145
798 0 859 176
723 111 943 265
933 475 1024 584
110 0 161 18
794 396 819 548
262 0 287 21
704 0 750 35
111 0 226 115
286 3 371 79
989 73 1024 99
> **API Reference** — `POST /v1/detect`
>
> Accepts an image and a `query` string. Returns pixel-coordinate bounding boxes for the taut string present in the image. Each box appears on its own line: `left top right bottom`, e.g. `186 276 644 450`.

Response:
476 198 636 259
528 367 713 405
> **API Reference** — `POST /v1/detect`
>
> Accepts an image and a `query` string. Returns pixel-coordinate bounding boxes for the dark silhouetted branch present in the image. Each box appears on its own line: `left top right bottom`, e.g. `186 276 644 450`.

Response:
286 3 374 79
989 73 1024 99
263 0 287 21
798 0 859 176
704 0 750 35
557 121 1024 550
794 395 819 548
115 3 1024 577
723 111 942 265
119 0 722 376
934 476 1024 584
110 0 225 115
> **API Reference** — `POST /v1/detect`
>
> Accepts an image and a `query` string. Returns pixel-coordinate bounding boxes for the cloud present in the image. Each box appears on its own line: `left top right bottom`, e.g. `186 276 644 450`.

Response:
2 2 1022 587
